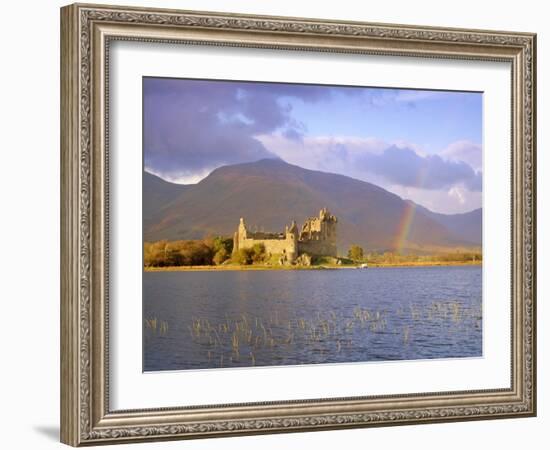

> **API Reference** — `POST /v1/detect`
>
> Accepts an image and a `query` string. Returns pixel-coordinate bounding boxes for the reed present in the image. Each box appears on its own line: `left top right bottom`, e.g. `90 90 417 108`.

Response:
144 317 168 335
403 326 410 344
146 298 481 368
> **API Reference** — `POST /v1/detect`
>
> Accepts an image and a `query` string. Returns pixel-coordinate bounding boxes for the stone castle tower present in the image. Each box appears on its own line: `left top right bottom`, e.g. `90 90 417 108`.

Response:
232 208 337 264
298 207 338 258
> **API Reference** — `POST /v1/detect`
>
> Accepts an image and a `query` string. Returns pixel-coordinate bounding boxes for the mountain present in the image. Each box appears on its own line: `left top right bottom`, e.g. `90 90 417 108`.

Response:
143 171 189 230
143 159 481 253
408 201 482 246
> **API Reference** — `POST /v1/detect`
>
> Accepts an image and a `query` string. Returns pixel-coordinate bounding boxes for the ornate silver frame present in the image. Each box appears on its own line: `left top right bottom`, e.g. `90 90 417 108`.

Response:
60 3 536 446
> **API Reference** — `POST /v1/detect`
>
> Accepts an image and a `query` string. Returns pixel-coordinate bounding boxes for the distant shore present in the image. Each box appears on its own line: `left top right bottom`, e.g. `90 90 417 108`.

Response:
144 260 482 272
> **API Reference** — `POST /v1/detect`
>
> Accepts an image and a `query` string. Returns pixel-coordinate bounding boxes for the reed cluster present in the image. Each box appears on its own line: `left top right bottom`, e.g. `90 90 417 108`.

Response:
145 298 481 368
144 317 169 334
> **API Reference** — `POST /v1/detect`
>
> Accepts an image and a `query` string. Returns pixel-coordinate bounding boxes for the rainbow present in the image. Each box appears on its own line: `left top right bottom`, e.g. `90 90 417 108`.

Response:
393 201 417 252
392 166 429 252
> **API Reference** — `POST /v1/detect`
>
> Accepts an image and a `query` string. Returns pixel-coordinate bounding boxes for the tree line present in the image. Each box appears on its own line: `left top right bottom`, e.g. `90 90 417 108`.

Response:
144 239 482 268
144 237 271 267
144 237 233 267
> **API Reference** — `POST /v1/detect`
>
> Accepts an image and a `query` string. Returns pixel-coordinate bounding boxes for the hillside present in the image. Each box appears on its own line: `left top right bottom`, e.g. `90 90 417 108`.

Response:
408 201 482 246
143 159 481 253
143 171 189 230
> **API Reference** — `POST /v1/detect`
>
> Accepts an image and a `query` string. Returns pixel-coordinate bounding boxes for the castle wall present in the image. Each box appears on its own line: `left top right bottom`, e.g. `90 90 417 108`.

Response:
298 240 337 258
237 236 296 258
298 208 337 257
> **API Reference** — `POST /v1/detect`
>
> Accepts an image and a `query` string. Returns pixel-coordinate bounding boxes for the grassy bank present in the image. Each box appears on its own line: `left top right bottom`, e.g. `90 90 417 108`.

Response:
144 260 481 272
145 264 331 272
365 260 481 268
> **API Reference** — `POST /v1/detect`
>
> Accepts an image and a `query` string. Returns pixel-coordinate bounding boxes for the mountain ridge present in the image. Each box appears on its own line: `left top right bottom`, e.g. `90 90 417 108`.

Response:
405 200 482 246
143 159 482 254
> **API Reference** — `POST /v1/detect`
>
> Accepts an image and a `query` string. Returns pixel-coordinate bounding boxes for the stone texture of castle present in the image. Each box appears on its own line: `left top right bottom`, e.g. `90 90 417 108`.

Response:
232 208 337 264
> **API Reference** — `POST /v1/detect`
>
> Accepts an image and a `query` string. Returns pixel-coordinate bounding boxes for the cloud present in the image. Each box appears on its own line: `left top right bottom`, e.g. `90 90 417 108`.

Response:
441 140 482 171
257 134 386 174
448 186 466 205
390 184 482 215
258 134 481 192
143 78 332 182
355 146 482 192
257 134 482 213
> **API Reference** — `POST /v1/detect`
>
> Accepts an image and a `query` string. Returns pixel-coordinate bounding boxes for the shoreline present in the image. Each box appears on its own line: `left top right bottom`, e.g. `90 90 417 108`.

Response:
144 261 482 272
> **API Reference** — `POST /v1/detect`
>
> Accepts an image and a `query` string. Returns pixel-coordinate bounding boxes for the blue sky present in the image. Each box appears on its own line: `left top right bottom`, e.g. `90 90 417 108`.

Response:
287 88 482 154
143 77 482 214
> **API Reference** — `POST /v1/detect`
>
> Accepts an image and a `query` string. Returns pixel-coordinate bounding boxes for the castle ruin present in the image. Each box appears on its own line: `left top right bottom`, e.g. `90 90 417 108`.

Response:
232 208 338 264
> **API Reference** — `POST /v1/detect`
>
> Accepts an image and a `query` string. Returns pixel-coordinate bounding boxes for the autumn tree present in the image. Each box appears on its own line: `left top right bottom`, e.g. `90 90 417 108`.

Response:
347 245 364 261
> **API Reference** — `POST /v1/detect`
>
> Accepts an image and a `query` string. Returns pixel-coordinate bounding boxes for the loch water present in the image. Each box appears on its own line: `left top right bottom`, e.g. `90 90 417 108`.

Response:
143 266 482 371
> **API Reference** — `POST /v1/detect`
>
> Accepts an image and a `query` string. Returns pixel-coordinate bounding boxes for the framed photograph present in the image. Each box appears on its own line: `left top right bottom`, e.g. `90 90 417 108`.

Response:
60 3 536 446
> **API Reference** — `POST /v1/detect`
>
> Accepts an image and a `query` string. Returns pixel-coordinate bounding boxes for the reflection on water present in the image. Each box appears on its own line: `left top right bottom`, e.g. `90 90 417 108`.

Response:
143 266 482 371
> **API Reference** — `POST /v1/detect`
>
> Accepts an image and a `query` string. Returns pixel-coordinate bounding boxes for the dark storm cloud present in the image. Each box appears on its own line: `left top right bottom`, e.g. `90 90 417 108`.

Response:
143 78 330 179
356 145 482 191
